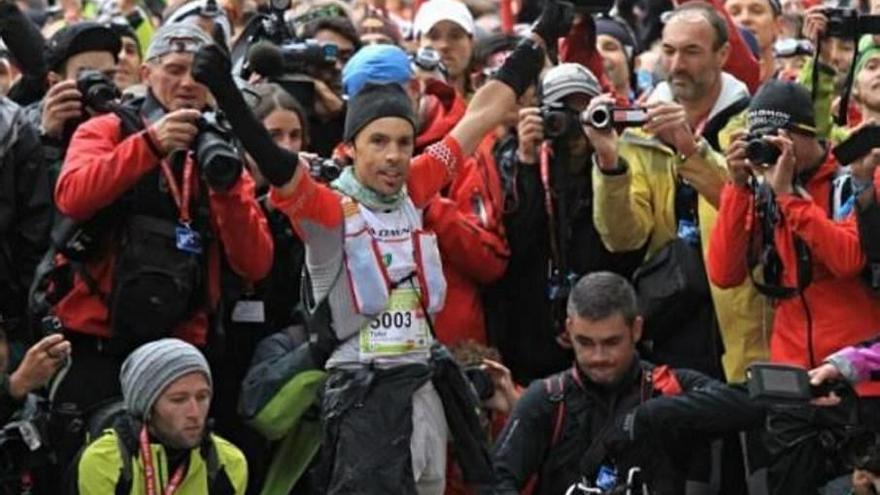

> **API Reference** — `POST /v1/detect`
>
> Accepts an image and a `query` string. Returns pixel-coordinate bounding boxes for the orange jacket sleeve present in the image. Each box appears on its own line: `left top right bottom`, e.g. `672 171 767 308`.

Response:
208 171 274 282
777 194 866 278
707 183 753 288
408 136 465 208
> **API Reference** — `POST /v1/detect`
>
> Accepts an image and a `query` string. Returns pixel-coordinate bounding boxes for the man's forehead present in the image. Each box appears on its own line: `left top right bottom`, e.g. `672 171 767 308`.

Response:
663 16 715 46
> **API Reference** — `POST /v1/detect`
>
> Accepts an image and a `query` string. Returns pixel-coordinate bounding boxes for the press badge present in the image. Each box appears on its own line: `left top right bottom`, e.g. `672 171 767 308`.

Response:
175 225 203 254
232 300 265 323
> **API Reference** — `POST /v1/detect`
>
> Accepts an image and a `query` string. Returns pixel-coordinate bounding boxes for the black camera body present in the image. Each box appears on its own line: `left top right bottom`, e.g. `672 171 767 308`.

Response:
744 133 781 168
822 8 880 38
278 40 338 74
76 69 120 114
540 106 578 139
194 111 243 192
306 156 343 183
464 366 495 401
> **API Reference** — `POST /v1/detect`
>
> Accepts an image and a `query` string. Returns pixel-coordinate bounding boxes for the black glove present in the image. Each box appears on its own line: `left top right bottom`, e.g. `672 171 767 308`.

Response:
531 0 574 46
493 38 545 97
192 41 298 187
0 0 47 105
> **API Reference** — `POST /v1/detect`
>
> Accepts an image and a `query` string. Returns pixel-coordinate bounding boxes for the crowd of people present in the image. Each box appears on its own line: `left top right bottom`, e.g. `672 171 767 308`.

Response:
0 0 879 492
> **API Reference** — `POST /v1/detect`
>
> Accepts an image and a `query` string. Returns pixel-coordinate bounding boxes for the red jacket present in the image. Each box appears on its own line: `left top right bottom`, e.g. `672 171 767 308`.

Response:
426 134 510 346
707 156 880 396
54 112 273 345
416 80 466 154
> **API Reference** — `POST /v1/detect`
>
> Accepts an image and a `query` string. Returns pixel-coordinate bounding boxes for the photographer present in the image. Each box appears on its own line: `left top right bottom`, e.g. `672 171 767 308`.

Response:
47 22 272 472
709 80 880 401
488 64 645 384
189 0 568 489
491 272 718 495
23 22 120 185
591 1 766 382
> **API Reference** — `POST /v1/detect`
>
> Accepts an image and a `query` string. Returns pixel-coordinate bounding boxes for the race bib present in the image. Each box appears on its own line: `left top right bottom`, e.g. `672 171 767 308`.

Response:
358 288 431 361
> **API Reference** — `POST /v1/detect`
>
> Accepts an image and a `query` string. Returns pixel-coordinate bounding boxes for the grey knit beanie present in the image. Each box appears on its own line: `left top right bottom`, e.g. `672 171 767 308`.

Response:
119 338 212 420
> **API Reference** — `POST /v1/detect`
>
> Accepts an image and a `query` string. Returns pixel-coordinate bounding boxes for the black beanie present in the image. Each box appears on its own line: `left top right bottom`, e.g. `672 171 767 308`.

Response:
747 80 816 136
343 82 416 143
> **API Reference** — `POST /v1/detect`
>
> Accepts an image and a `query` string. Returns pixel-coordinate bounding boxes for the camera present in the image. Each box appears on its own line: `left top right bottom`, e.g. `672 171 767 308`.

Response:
0 397 52 493
194 111 243 192
773 38 813 58
276 40 338 74
744 134 781 168
76 69 120 113
822 8 880 38
464 365 495 401
412 46 447 76
306 156 343 183
584 105 648 131
540 106 578 139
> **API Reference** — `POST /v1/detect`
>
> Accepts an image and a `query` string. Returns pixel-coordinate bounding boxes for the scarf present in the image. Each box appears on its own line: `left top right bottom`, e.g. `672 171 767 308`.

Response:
331 166 407 211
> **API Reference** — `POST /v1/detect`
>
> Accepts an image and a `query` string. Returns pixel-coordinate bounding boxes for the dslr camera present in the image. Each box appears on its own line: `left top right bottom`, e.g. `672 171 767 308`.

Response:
306 156 343 183
744 133 781 168
540 106 580 139
76 69 120 113
194 111 243 192
463 365 495 401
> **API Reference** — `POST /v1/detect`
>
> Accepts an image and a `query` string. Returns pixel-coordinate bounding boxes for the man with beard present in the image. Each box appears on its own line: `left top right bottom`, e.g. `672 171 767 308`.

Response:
592 1 770 384
491 272 716 495
70 339 248 494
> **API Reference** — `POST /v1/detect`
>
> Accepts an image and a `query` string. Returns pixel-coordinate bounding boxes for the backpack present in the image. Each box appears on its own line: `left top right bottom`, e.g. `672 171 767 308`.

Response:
29 100 211 351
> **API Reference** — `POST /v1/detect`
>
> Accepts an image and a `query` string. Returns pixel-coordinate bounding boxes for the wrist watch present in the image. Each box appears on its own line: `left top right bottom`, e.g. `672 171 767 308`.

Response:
678 139 709 162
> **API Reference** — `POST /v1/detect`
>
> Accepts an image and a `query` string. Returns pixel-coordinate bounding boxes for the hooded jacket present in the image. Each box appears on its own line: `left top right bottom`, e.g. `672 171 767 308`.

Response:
707 154 880 396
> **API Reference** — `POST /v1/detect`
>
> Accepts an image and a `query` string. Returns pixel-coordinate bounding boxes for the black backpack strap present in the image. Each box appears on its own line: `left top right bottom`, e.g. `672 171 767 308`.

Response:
544 372 568 448
201 435 236 495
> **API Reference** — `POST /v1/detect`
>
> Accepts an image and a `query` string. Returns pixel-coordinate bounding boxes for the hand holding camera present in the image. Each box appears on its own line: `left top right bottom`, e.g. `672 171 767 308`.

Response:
583 95 621 171
516 107 544 164
41 80 82 140
763 131 797 195
148 109 202 156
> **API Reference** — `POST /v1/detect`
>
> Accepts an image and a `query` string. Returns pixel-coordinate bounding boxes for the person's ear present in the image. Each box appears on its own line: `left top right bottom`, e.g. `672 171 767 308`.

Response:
632 316 644 344
717 41 731 68
139 62 151 83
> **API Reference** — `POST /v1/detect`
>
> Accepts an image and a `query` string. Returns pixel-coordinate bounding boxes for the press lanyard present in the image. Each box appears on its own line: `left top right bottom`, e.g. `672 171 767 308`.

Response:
158 155 194 225
139 425 187 495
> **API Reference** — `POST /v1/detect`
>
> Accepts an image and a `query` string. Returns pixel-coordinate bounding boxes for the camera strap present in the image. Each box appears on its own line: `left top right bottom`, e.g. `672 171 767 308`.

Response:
158 155 194 226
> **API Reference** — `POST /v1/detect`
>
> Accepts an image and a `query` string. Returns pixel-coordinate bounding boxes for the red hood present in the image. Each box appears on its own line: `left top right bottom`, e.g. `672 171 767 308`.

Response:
558 20 614 95
416 79 466 153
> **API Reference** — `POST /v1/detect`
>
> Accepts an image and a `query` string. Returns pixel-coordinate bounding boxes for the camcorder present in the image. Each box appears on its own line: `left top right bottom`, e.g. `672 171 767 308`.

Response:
744 133 781 168
745 362 838 404
306 156 343 183
539 105 648 138
821 8 880 39
412 46 447 77
194 111 243 192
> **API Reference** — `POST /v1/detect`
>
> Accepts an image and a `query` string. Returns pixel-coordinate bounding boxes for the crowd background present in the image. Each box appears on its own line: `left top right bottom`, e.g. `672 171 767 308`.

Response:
1 0 880 492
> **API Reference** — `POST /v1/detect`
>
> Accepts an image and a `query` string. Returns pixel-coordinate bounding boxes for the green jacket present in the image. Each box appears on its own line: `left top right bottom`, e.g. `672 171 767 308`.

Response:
73 418 247 495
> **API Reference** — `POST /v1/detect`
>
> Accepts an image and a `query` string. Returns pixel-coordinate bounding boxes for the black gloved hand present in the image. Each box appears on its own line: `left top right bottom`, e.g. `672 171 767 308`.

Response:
0 0 47 105
531 0 574 46
493 39 545 97
192 42 235 100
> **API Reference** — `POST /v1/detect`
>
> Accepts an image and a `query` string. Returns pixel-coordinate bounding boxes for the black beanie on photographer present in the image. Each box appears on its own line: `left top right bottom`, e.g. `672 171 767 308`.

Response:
343 82 416 143
747 80 816 136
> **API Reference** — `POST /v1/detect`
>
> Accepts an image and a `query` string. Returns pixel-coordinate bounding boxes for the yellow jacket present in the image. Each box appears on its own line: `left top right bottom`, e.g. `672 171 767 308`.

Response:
592 129 770 381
